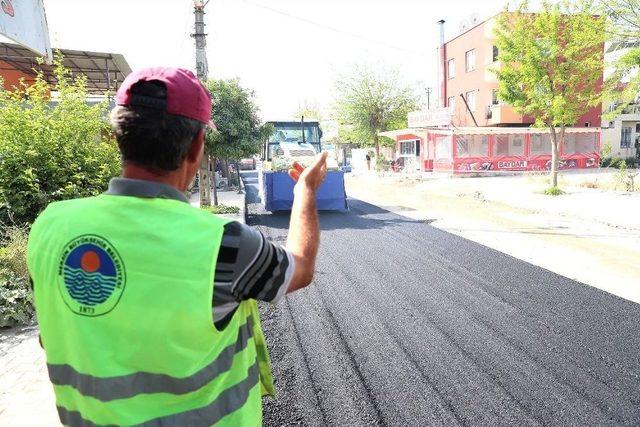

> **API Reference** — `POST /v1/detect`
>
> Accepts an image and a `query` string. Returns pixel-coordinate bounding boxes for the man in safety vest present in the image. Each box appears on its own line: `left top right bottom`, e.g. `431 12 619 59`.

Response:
27 67 327 426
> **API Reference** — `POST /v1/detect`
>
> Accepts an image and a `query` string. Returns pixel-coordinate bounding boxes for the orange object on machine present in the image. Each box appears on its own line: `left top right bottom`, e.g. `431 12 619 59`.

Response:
288 161 305 182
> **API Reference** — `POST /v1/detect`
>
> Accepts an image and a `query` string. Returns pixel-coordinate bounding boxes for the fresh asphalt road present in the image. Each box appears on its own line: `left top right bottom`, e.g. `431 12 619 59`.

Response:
241 172 640 427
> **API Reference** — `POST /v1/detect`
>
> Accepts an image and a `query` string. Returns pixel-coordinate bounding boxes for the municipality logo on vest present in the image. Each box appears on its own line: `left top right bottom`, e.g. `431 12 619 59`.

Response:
59 235 125 316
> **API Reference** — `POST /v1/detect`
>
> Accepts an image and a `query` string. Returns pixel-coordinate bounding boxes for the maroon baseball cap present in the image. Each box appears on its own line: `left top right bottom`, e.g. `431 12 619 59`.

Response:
116 67 216 130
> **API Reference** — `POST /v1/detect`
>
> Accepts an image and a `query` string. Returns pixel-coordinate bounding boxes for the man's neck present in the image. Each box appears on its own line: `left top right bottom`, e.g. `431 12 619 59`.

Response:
122 163 187 192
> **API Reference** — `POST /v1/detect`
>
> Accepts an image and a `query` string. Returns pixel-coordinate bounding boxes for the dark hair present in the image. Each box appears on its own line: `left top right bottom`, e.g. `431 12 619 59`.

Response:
110 80 204 173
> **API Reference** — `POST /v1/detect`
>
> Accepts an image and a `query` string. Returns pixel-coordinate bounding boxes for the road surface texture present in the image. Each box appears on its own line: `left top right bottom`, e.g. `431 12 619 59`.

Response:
242 172 640 427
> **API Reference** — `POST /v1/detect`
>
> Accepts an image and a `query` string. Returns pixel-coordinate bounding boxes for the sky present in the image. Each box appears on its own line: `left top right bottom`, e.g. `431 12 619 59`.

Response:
26 0 527 119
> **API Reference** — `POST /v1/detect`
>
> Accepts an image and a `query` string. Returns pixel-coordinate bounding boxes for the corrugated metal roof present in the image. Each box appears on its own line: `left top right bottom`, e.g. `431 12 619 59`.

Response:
0 42 131 94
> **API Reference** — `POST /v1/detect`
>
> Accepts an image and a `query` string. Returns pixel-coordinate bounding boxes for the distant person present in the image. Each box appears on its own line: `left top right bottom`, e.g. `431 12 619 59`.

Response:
366 153 371 170
27 67 328 426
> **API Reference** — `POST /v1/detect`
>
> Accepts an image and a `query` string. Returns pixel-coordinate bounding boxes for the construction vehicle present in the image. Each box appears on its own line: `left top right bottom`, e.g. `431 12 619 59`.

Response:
259 119 347 212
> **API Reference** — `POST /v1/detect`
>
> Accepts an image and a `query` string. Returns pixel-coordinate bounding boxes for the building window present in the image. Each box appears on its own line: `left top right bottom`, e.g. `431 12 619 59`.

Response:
492 45 499 62
448 59 455 79
465 91 476 112
531 134 552 155
448 96 456 109
636 123 640 133
399 140 417 156
495 135 525 156
491 89 499 105
456 135 489 157
465 49 476 72
434 135 453 160
584 122 590 127
564 133 598 154
621 127 632 148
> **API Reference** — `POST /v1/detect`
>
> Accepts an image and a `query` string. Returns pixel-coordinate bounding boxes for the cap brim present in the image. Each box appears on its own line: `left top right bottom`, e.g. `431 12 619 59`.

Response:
207 120 217 131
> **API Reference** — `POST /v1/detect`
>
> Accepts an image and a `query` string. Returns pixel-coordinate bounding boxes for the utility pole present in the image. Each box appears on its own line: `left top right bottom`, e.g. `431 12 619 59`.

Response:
425 87 432 110
192 0 216 206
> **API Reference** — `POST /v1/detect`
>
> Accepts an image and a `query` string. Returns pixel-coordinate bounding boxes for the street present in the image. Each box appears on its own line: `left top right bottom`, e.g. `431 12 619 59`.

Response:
241 172 640 426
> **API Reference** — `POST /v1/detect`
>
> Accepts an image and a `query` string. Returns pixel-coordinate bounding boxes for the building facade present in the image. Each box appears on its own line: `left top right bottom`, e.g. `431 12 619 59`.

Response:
381 13 603 174
442 16 602 128
602 42 640 159
0 59 36 90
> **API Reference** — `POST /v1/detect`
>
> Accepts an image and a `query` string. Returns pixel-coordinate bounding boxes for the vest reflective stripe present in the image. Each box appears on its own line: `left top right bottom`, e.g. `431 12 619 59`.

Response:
28 195 273 426
56 363 260 427
47 316 254 402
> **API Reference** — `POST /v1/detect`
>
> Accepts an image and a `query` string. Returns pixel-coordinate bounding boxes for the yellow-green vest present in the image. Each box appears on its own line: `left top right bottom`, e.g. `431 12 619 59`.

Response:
27 194 274 426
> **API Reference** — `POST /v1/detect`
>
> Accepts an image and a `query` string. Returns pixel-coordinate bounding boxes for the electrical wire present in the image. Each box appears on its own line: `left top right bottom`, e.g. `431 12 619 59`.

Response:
242 0 430 56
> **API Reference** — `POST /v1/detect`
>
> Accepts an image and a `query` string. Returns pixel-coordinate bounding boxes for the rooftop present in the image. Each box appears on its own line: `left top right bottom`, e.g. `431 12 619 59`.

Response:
0 42 131 94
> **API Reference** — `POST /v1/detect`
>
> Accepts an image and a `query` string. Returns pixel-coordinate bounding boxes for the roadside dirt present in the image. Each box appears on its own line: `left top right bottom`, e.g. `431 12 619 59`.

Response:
345 173 640 305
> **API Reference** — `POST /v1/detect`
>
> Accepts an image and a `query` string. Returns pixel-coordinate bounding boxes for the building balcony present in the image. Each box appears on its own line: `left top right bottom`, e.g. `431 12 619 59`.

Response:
486 104 528 125
607 103 640 121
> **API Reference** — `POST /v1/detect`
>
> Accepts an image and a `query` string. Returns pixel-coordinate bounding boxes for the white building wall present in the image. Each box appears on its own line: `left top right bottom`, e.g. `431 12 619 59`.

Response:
601 113 640 158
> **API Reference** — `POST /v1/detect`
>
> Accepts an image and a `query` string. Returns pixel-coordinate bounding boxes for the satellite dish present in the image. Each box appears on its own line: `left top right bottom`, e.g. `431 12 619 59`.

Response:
459 20 469 33
470 13 480 25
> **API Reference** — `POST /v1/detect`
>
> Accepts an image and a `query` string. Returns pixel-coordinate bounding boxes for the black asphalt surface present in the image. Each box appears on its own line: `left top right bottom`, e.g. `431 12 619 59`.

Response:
242 172 640 427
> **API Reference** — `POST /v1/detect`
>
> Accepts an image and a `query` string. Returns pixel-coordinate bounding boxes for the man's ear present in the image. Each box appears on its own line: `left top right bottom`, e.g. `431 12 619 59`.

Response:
187 128 205 163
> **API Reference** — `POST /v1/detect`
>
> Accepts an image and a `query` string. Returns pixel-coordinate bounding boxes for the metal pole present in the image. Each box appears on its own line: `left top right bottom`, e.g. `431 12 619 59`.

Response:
436 20 446 108
426 87 432 110
459 93 479 127
192 1 214 205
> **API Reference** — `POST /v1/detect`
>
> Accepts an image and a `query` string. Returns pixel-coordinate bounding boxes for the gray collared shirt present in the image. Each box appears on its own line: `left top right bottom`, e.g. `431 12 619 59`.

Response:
106 178 294 330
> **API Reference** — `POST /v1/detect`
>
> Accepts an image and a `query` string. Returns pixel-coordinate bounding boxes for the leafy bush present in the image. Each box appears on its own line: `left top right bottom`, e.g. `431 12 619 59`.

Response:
0 57 120 225
203 204 240 215
375 154 389 172
0 226 33 327
544 186 565 196
623 157 638 168
601 157 637 168
601 157 622 168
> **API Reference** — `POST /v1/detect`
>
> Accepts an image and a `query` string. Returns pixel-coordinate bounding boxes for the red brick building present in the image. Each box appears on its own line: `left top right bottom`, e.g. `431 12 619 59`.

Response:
443 15 601 128
381 14 603 175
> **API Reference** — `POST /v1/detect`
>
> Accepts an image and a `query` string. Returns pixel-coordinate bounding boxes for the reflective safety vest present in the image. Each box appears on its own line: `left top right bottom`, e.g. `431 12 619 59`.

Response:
27 194 274 426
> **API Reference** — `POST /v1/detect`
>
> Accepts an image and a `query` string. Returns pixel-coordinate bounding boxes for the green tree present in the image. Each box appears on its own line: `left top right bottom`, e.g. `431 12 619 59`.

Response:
294 100 323 122
600 0 640 115
0 57 120 225
203 78 271 204
493 0 605 188
332 65 418 156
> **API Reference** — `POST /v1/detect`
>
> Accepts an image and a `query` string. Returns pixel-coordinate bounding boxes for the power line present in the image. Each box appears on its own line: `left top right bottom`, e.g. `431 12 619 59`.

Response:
242 0 430 56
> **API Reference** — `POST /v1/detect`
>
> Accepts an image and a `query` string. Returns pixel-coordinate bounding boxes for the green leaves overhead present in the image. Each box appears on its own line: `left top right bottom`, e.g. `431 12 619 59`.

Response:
493 0 605 128
600 0 640 115
203 79 270 161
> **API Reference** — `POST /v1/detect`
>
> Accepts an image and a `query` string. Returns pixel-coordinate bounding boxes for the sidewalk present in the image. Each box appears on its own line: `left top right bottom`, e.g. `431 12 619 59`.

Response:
0 326 57 426
0 188 248 426
189 187 247 224
416 169 640 231
345 171 640 305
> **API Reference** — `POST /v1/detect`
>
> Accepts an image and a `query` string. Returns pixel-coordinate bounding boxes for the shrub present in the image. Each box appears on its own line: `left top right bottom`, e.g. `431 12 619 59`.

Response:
601 157 623 168
0 56 120 225
623 157 638 168
544 186 565 196
0 226 33 327
375 154 389 172
203 204 240 215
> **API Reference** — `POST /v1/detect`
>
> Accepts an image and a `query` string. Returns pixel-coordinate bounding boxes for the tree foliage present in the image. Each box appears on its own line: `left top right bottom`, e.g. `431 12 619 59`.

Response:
203 78 271 161
0 57 120 225
493 0 605 187
332 65 418 155
294 100 323 122
600 0 640 114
